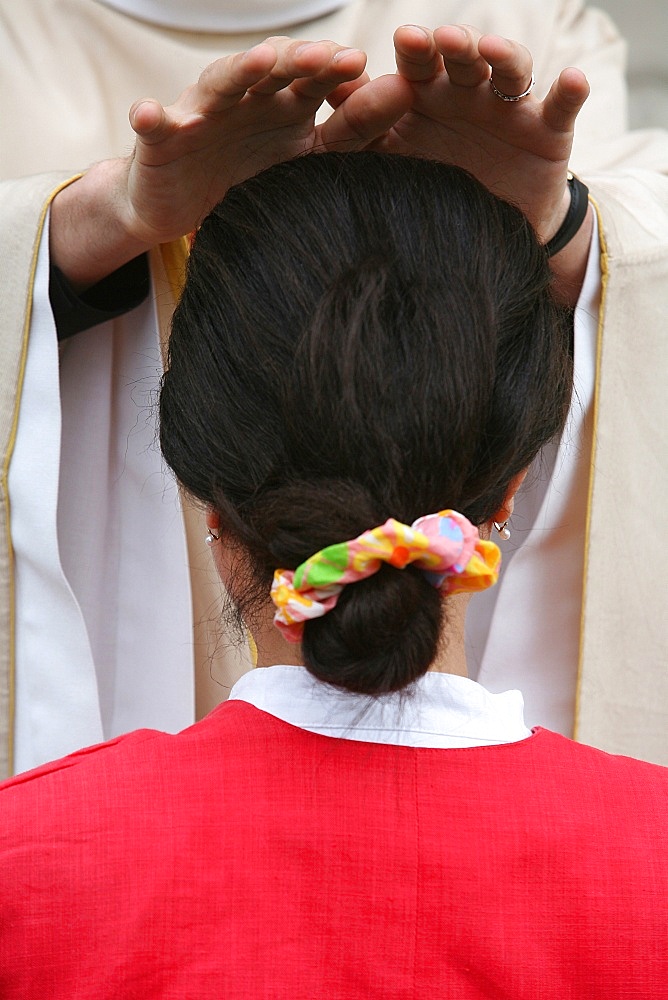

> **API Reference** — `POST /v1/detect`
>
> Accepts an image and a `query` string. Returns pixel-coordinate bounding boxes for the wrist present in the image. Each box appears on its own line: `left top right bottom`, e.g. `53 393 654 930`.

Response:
49 158 152 293
544 174 590 258
532 173 594 308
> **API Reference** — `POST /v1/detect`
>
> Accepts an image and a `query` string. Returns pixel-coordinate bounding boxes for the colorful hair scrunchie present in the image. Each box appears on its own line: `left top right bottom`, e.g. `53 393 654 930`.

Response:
270 509 501 643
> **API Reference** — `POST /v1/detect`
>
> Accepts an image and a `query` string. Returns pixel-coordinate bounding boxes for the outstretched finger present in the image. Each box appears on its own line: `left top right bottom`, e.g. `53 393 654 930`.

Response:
247 38 364 97
317 73 413 151
129 98 169 141
478 34 534 101
129 45 281 146
132 45 281 141
249 38 327 95
186 44 280 113
433 24 490 89
393 25 442 83
289 46 368 102
541 67 590 133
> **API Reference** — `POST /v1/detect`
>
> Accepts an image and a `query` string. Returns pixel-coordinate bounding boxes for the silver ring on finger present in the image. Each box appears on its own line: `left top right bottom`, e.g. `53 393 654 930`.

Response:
489 70 535 102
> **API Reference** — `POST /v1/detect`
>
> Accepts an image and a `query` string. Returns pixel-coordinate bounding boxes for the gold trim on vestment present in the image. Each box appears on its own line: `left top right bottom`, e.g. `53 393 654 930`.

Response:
573 197 608 742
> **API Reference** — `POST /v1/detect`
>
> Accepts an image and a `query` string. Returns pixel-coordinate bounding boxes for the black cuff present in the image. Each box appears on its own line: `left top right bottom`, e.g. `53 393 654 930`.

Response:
544 174 590 258
50 254 150 341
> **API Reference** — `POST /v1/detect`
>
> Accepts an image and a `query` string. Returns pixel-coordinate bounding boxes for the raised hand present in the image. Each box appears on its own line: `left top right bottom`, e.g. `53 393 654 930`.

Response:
376 24 590 245
123 37 411 245
50 37 411 288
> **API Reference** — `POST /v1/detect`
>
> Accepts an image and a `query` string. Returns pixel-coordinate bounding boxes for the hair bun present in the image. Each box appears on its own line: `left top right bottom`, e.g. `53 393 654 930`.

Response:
302 564 442 695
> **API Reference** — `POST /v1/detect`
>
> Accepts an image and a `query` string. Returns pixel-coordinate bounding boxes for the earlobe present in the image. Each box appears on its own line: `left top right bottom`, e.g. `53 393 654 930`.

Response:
490 467 529 540
205 509 221 545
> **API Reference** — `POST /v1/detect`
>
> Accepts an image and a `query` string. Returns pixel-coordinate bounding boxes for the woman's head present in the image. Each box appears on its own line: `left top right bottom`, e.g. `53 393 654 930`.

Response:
160 151 572 694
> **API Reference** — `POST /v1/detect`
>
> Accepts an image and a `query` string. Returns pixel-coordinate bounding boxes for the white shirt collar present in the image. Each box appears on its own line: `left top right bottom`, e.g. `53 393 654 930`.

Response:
229 666 532 748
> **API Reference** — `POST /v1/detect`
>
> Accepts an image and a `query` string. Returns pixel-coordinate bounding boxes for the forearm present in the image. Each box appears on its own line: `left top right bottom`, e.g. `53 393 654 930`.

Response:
549 208 593 306
49 158 152 293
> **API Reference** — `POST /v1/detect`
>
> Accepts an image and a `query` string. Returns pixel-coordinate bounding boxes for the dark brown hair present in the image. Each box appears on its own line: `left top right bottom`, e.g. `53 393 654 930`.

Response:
160 152 572 695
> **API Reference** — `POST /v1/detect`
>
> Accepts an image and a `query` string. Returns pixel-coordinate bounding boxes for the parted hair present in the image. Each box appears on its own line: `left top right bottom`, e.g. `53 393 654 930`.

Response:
160 152 572 695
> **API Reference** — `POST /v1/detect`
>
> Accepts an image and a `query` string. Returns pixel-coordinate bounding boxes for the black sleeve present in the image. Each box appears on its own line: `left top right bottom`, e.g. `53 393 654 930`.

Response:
50 254 150 341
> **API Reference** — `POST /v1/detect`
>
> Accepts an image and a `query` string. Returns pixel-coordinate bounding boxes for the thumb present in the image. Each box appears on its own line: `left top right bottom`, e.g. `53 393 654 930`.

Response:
316 74 413 151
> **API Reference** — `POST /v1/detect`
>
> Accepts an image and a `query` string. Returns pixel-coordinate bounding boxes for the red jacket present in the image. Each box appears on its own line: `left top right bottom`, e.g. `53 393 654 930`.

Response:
1 699 667 998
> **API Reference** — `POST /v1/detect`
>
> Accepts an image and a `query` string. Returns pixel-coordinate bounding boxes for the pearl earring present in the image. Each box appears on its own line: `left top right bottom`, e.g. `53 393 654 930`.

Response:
493 520 511 541
205 529 219 546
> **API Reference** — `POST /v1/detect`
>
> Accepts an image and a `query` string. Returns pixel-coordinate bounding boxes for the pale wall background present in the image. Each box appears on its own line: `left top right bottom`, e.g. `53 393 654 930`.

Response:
596 0 668 128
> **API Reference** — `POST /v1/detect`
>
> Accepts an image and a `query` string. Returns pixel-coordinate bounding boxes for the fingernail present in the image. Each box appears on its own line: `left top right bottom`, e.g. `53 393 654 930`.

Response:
243 42 273 58
404 24 430 39
295 42 321 55
332 48 363 62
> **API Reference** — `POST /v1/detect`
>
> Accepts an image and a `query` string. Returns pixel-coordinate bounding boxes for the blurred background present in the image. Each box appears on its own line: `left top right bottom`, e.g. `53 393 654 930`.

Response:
597 0 668 127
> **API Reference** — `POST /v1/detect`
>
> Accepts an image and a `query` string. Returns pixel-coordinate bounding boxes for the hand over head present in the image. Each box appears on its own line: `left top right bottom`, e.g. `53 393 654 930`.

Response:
50 37 411 289
376 24 590 246
51 27 589 296
123 37 412 246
